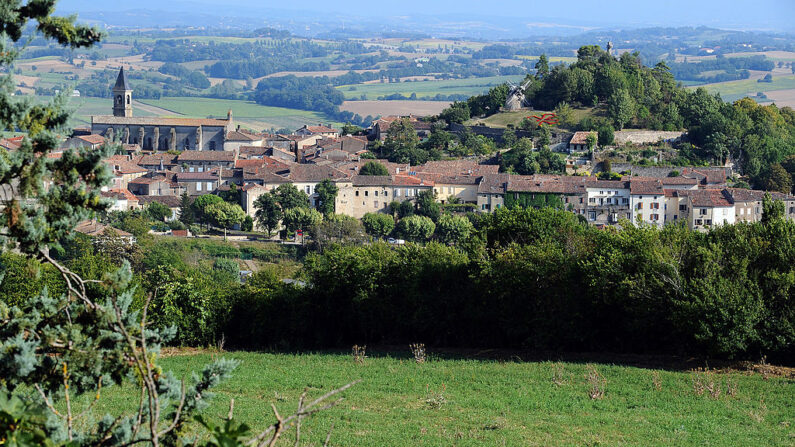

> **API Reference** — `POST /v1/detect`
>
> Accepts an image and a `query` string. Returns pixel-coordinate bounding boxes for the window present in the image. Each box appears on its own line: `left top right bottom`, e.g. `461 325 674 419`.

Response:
695 219 702 226
588 211 596 221
673 215 678 220
705 219 712 226
184 138 190 150
739 208 744 215
209 141 216 151
374 201 378 208
374 191 379 197
651 203 658 209
355 191 359 197
207 182 213 191
198 166 204 172
651 214 659 221
699 208 707 215
395 189 401 197
197 182 202 192
383 190 389 196
679 204 687 211
306 186 311 194
622 198 629 205
589 198 596 204
790 207 795 214
636 203 643 210
364 190 369 197
579 198 583 204
189 167 195 173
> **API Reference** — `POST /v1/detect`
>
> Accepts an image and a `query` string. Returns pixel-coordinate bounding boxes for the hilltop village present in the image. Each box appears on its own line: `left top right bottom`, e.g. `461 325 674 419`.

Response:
5 68 791 237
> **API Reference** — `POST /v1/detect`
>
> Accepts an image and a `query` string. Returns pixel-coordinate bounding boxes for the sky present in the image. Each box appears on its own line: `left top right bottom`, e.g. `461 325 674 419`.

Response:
56 0 795 34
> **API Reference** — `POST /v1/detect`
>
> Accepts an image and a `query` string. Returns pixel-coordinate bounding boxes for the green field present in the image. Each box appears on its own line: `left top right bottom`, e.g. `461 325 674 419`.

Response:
337 75 524 100
36 96 158 127
81 351 793 446
466 107 597 129
694 74 795 102
136 97 337 132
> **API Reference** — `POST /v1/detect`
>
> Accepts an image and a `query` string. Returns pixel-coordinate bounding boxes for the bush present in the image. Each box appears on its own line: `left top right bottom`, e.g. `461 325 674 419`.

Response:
396 215 435 242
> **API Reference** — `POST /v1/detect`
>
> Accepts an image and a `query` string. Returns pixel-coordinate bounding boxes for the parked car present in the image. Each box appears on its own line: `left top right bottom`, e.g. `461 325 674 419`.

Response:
387 238 405 245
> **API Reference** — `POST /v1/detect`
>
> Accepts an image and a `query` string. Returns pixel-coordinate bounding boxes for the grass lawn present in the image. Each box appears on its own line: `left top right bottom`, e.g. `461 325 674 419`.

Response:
135 97 338 131
80 351 793 446
337 75 524 100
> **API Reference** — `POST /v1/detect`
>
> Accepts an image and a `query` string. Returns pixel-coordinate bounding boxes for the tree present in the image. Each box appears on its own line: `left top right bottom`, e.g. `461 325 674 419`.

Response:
359 161 390 176
383 117 424 164
273 183 310 210
253 191 282 235
341 123 363 135
762 192 785 224
310 214 365 249
396 215 436 242
192 194 224 228
766 163 793 194
315 179 338 215
0 4 240 446
205 201 246 241
436 214 475 245
554 102 575 128
597 124 615 146
534 126 551 149
415 189 440 221
535 54 550 79
607 89 635 130
361 212 395 239
282 207 323 234
241 215 254 232
585 132 598 151
440 101 471 124
146 201 171 222
178 192 195 226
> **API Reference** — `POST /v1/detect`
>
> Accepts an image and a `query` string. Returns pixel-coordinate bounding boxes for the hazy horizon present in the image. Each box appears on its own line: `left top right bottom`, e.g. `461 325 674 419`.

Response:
56 0 795 37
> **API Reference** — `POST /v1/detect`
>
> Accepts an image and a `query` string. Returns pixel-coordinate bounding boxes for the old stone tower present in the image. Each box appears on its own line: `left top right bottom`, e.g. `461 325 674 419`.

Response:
112 67 132 117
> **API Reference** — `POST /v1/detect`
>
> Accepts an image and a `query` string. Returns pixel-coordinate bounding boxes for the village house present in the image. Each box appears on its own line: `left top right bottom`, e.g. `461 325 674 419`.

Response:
584 179 631 224
295 125 339 139
101 188 140 211
477 173 509 212
137 195 182 221
176 170 220 195
127 175 184 196
568 131 596 153
223 128 265 152
134 153 180 172
629 178 665 227
177 150 237 171
104 155 148 189
685 189 736 230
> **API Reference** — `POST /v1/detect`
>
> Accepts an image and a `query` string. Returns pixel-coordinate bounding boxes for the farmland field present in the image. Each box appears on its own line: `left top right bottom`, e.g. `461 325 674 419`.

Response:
80 351 794 447
337 75 524 100
340 100 451 117
136 97 337 131
694 74 795 105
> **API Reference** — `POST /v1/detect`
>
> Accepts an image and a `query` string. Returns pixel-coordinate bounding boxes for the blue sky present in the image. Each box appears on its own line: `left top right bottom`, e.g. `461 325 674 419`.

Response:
56 0 795 32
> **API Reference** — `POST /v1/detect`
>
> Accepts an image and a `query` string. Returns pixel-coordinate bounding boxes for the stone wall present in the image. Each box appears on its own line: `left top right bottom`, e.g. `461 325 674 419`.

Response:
613 131 685 145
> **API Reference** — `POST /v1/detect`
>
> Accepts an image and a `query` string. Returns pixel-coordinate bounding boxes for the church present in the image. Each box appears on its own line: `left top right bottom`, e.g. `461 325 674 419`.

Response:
91 68 234 151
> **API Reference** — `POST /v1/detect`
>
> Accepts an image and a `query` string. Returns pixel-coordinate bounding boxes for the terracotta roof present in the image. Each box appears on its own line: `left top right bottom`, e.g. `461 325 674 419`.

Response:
134 153 179 166
74 220 132 238
419 173 481 186
92 116 230 127
78 134 106 145
687 189 733 207
569 131 596 145
171 229 189 237
478 173 509 194
279 165 349 182
236 159 265 169
226 130 262 141
507 175 586 194
0 136 24 151
629 178 664 195
661 176 699 185
334 160 410 176
243 168 290 184
176 170 219 181
303 125 338 134
177 151 235 162
101 188 139 202
584 179 629 189
352 175 392 186
393 174 433 186
129 175 172 185
239 146 269 157
137 195 182 208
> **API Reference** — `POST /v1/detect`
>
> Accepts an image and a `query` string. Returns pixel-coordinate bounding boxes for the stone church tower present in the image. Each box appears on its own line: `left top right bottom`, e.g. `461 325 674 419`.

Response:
112 67 132 117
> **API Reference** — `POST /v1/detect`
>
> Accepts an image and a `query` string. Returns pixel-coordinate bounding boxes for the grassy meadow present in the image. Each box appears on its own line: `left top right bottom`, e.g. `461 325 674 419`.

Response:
337 75 524 100
135 97 336 131
77 351 794 446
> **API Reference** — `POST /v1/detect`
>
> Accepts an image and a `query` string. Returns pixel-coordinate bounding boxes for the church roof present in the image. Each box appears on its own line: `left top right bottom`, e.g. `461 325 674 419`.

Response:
114 67 131 91
92 116 230 127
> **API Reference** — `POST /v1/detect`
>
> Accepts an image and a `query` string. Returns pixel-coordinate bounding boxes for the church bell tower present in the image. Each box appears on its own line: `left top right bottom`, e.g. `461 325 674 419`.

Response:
112 67 133 117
